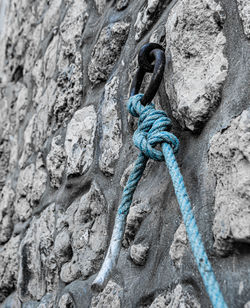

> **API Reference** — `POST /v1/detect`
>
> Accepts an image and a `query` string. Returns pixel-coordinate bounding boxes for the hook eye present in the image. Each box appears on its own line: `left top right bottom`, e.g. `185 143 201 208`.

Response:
130 43 166 106
138 43 165 73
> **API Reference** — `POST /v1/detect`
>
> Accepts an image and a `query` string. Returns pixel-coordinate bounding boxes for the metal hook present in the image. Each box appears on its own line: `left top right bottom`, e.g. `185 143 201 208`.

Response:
130 43 166 106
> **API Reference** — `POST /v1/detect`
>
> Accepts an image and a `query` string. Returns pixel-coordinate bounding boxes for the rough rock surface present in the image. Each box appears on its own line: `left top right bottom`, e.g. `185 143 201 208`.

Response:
123 200 151 247
65 105 97 177
99 76 122 175
134 0 163 41
17 204 58 301
209 109 250 255
237 0 250 38
53 51 83 129
94 0 107 15
169 222 188 268
46 135 66 188
58 293 74 308
91 280 123 308
14 154 47 222
130 243 149 265
165 0 228 131
0 235 20 303
0 0 249 307
0 182 15 244
150 284 200 308
88 22 130 85
58 182 108 283
116 0 129 11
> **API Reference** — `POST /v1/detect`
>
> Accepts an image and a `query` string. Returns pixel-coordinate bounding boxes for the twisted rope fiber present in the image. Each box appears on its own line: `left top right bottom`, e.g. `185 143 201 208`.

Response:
92 94 228 308
92 152 148 290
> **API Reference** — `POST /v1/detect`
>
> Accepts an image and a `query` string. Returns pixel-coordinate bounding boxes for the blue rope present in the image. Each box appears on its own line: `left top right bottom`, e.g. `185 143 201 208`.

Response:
124 94 228 308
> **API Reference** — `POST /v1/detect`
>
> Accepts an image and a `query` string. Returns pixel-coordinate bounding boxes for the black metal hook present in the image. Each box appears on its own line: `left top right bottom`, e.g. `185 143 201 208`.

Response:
130 43 165 106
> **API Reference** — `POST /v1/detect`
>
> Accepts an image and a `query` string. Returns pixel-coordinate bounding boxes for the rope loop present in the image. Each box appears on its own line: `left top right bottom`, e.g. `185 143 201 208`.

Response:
127 94 179 160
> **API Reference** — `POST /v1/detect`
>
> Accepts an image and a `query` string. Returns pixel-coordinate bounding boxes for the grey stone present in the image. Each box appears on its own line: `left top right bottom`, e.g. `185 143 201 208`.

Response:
0 182 15 244
59 0 88 50
17 203 58 301
123 200 151 247
91 280 122 308
23 24 42 75
34 80 57 146
150 284 200 308
46 135 66 188
165 0 228 131
0 235 21 303
130 243 149 266
53 52 83 129
209 109 250 255
236 0 250 38
14 154 47 222
94 0 107 14
88 22 130 85
43 34 59 82
19 115 36 168
15 86 29 124
54 229 72 264
245 301 250 308
65 105 97 177
0 135 10 191
134 0 161 41
14 164 35 222
99 76 123 175
19 80 57 168
169 222 188 268
40 0 62 41
116 0 129 11
58 293 74 308
58 182 108 283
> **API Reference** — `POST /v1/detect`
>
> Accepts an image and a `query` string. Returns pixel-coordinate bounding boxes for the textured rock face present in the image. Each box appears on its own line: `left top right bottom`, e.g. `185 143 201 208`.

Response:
65 105 97 177
94 0 106 15
0 0 250 307
0 183 15 244
99 76 122 175
134 0 164 41
14 154 47 222
237 0 250 38
58 293 74 308
18 204 58 301
150 284 200 308
123 200 151 247
169 222 188 268
130 243 149 265
91 280 122 308
165 0 228 131
58 182 108 283
116 0 129 11
0 235 20 302
53 51 83 129
88 22 130 85
209 109 250 255
47 135 66 188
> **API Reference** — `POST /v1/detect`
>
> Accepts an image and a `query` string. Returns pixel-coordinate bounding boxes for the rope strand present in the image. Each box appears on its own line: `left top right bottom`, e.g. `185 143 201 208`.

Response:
92 94 228 308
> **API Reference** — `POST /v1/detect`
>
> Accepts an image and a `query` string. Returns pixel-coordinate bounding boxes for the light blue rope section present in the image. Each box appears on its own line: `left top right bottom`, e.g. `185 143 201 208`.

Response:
124 94 228 308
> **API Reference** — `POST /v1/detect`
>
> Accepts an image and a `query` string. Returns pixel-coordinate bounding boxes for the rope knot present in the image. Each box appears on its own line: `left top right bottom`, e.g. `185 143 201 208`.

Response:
127 94 179 161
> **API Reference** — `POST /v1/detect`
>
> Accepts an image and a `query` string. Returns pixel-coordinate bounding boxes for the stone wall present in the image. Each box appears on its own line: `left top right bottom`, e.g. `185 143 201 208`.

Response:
0 0 249 307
